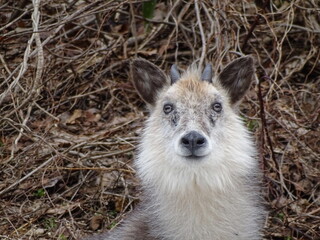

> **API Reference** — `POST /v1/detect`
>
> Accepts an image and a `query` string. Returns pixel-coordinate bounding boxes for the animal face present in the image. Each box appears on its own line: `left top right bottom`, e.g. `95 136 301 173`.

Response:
131 57 254 164
156 77 224 159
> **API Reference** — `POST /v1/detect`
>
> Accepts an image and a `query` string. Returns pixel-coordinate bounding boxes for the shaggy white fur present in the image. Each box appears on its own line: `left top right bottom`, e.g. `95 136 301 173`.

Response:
85 57 264 240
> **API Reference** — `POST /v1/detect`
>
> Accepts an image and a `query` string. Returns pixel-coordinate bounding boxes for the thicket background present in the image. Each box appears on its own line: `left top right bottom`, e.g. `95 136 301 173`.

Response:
0 0 319 239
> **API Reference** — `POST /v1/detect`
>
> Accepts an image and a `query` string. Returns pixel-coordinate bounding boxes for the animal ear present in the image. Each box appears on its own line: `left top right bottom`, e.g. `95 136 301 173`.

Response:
218 56 255 104
131 59 169 105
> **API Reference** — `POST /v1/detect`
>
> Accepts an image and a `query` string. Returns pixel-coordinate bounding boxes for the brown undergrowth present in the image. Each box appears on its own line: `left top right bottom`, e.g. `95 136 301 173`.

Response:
0 0 319 239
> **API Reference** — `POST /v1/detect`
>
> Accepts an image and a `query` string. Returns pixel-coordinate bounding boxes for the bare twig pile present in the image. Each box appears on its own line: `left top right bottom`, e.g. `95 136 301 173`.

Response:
0 0 319 239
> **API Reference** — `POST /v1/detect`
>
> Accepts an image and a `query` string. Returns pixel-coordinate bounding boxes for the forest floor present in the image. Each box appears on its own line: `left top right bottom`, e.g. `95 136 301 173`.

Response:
0 1 319 239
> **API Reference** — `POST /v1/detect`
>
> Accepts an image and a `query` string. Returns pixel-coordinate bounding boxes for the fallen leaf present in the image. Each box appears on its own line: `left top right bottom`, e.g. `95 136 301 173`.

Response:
46 202 80 215
66 109 83 124
90 215 104 230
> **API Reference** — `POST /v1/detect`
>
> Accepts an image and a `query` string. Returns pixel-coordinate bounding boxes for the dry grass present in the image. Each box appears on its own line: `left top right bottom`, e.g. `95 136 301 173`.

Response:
0 0 319 239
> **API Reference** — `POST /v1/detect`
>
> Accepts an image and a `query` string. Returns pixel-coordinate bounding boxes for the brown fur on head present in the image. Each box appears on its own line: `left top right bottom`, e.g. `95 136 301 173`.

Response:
130 56 255 108
130 57 255 160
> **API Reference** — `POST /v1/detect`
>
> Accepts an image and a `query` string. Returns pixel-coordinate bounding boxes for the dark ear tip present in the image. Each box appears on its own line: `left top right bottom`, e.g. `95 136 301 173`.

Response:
231 56 255 73
131 58 148 67
240 55 255 66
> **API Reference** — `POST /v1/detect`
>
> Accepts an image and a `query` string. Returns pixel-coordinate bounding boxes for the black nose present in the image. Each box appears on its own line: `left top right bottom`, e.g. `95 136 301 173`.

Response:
181 131 207 156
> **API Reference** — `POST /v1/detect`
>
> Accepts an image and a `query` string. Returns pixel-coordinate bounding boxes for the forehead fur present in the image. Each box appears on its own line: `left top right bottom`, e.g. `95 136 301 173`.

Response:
165 66 221 102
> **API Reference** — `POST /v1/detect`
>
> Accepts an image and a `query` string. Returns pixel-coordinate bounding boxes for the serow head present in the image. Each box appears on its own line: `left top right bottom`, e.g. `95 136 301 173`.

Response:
130 57 255 161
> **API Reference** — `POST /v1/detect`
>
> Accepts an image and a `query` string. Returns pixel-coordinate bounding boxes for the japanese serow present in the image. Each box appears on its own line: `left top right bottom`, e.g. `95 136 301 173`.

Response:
85 56 264 240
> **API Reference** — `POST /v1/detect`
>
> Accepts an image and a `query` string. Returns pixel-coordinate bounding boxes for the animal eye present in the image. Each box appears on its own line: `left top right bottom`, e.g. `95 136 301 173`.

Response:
212 102 222 112
163 104 174 114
